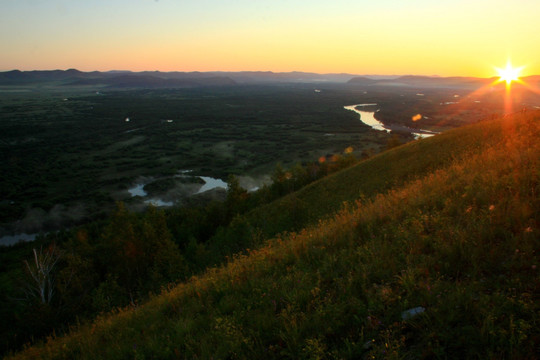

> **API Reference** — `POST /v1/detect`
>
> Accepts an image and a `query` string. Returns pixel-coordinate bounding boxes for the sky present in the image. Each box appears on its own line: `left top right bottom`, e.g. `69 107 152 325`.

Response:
1 0 539 77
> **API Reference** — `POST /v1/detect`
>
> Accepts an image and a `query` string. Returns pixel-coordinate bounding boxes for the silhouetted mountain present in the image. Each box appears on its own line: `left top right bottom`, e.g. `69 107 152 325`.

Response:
2 69 539 88
0 69 103 84
346 76 378 85
526 75 540 87
0 70 34 84
347 75 495 89
0 69 236 88
68 74 236 88
346 74 540 89
208 71 361 83
395 75 493 88
0 69 362 85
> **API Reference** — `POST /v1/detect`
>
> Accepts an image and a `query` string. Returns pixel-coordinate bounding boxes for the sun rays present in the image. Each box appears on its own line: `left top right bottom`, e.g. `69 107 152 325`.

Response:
495 61 524 85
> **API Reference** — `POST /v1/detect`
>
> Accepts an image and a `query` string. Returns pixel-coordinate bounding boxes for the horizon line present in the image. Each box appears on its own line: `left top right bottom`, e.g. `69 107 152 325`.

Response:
1 68 532 79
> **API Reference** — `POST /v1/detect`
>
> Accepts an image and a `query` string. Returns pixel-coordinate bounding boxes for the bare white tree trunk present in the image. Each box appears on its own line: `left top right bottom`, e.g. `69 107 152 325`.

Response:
24 246 61 304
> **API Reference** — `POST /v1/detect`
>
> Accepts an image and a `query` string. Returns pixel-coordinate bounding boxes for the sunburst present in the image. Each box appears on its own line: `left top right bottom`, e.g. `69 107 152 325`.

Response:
495 61 524 85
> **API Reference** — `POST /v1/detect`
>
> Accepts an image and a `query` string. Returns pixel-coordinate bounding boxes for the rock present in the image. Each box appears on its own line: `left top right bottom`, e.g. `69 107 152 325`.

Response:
401 306 425 320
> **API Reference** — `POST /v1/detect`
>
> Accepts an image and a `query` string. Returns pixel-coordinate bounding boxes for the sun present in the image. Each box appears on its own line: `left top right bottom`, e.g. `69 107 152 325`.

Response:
495 61 524 85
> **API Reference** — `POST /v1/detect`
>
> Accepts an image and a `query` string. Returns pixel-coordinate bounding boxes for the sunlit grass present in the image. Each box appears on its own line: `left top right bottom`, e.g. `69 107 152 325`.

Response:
9 111 539 359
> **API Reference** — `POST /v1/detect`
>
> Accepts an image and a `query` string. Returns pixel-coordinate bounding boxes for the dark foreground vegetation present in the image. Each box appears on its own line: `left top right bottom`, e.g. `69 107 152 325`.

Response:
0 151 361 355
4 110 539 358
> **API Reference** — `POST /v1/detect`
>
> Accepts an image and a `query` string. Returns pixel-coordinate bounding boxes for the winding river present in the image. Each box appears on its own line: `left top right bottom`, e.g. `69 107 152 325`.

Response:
344 104 438 139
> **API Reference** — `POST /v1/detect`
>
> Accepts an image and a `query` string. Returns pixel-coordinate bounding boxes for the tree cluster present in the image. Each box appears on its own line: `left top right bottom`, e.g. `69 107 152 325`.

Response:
1 151 362 355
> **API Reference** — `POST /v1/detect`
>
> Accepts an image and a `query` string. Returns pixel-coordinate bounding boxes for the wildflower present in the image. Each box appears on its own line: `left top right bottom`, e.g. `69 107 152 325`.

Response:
465 206 473 213
524 227 533 233
489 205 495 211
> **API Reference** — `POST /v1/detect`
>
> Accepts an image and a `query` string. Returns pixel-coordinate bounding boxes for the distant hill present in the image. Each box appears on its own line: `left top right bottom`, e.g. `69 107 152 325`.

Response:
348 74 540 90
68 74 237 88
0 69 101 84
0 69 236 88
207 71 362 83
0 69 363 86
2 69 539 87
526 75 540 88
348 74 496 89
345 76 378 86
9 110 539 359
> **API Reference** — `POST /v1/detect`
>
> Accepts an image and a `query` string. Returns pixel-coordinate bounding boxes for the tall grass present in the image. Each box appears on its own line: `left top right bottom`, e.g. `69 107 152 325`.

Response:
10 111 539 359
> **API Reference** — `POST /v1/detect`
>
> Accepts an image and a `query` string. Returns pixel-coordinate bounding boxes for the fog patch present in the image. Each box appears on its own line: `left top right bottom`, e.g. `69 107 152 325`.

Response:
14 203 87 234
124 175 209 211
237 175 272 192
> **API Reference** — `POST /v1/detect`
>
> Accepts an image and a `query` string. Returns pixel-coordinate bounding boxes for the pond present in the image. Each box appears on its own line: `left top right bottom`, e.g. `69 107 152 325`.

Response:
127 174 229 207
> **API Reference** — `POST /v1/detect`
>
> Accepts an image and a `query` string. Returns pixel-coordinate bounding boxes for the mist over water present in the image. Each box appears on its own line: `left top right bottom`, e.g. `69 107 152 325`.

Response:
0 203 87 246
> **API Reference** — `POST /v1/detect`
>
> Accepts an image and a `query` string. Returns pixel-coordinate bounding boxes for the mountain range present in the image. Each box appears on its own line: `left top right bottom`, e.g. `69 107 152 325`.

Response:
3 69 538 88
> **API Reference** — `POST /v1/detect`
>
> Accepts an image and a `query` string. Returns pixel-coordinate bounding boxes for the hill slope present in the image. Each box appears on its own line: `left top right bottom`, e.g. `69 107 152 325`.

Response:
245 114 509 240
10 111 539 359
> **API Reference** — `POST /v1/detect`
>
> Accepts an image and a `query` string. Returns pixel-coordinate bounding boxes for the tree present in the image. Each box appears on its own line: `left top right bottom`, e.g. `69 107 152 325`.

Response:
142 206 187 287
23 245 61 305
100 203 186 300
271 162 286 183
225 175 248 218
386 133 402 150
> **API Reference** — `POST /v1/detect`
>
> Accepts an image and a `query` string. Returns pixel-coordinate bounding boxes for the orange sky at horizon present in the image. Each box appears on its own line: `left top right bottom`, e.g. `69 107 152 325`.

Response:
1 0 539 77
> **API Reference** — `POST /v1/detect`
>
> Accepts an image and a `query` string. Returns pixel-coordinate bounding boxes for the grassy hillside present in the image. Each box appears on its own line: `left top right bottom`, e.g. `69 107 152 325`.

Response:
245 113 508 239
10 111 539 359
